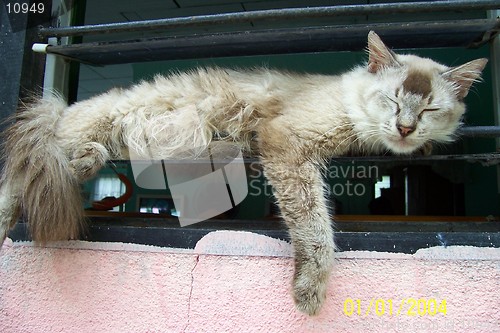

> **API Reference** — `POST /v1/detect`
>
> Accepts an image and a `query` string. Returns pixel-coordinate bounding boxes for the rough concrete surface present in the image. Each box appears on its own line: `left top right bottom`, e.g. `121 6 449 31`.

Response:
0 231 498 333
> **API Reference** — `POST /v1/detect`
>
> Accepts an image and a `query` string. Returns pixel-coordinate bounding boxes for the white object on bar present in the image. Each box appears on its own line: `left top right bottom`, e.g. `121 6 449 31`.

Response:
32 43 49 54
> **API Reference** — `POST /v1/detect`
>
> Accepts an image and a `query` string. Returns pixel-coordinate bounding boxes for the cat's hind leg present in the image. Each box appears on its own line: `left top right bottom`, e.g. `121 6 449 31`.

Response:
0 180 22 246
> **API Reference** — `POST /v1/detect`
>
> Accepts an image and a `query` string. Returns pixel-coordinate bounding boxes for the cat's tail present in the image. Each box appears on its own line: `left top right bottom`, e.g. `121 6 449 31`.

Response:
0 96 85 245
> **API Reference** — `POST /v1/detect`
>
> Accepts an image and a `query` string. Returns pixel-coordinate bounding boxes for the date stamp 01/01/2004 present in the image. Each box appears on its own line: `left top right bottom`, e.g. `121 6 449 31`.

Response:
343 298 447 317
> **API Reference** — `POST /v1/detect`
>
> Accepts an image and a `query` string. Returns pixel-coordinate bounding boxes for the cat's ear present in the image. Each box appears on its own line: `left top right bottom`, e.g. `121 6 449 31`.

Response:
367 31 399 73
442 58 488 99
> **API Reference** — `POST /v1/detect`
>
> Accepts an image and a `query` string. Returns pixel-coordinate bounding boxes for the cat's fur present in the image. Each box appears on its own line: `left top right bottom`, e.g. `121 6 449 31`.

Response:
0 32 487 315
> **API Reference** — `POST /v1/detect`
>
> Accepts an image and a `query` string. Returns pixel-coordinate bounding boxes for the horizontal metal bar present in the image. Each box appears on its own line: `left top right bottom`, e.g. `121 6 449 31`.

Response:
108 153 500 166
8 222 500 252
39 0 500 38
42 19 500 65
457 126 500 137
328 153 500 165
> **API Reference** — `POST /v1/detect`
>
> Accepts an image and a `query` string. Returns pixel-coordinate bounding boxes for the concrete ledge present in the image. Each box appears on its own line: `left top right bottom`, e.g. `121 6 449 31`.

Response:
1 231 499 332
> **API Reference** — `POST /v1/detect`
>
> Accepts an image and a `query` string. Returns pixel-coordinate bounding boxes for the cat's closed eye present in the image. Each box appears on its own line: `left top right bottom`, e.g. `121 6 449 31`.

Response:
395 104 401 115
384 93 400 114
418 107 440 120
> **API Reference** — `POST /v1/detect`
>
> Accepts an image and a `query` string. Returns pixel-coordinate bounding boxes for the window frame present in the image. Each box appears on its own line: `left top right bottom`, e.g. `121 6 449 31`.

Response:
8 0 500 254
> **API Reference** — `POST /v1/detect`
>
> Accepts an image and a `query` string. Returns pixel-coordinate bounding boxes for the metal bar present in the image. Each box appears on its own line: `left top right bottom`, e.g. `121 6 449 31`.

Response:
38 0 500 38
40 19 500 65
458 126 500 137
108 153 500 166
327 153 500 164
487 10 500 194
8 222 500 252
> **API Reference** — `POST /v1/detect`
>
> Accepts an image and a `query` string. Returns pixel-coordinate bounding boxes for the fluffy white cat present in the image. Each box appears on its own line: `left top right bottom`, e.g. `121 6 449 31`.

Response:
0 31 487 315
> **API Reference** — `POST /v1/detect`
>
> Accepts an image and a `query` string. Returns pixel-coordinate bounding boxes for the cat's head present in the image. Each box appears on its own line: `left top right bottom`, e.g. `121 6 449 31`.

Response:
361 31 487 154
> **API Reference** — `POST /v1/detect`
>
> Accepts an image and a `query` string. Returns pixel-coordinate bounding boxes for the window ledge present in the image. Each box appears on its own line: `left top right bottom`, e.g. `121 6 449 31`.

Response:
6 224 500 257
4 230 500 261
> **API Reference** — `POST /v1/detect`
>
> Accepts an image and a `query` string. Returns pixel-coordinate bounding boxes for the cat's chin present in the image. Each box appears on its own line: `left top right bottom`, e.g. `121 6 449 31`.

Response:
383 137 423 155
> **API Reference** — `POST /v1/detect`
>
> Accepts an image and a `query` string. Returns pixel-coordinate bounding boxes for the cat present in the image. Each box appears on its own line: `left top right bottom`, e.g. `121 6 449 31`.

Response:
0 31 487 315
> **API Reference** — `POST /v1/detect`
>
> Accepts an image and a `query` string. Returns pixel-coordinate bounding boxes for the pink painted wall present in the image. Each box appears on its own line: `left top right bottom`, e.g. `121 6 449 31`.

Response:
0 231 499 333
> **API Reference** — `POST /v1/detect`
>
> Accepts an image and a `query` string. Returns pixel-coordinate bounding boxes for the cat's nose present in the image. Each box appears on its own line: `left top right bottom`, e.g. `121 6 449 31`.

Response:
397 125 415 137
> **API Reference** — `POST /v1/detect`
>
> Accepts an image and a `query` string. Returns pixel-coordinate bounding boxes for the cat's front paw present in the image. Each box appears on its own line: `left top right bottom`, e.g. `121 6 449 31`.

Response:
293 271 328 316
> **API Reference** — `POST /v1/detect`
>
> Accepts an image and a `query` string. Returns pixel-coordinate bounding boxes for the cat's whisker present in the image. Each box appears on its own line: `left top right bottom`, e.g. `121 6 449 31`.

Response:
332 131 364 155
359 131 384 153
333 128 381 155
319 123 354 138
293 123 353 143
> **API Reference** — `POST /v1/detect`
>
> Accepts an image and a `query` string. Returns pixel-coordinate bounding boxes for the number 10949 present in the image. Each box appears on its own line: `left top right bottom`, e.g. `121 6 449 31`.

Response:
6 2 45 14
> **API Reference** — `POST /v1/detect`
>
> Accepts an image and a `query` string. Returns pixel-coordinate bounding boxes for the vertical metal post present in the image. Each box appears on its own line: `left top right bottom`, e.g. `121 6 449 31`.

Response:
488 10 500 193
42 0 74 100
